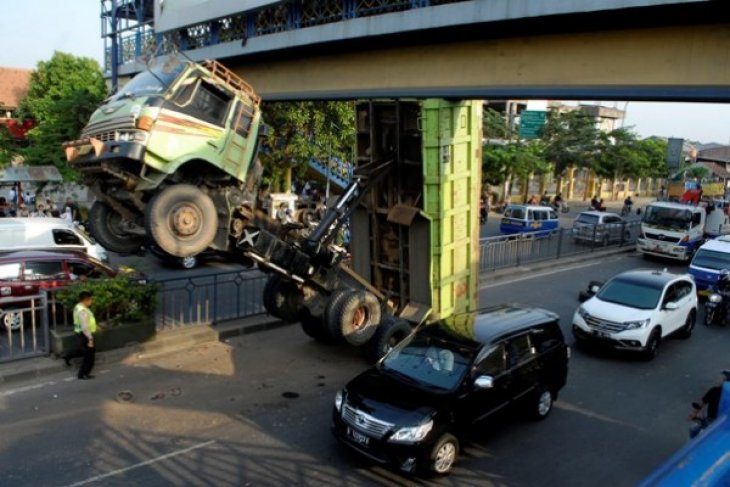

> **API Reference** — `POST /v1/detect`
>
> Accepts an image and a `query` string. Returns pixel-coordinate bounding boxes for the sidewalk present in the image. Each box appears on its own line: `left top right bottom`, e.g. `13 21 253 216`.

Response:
0 245 637 387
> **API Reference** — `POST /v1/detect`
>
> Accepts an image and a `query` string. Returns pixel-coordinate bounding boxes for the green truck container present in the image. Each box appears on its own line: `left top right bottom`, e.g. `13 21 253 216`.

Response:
351 99 481 324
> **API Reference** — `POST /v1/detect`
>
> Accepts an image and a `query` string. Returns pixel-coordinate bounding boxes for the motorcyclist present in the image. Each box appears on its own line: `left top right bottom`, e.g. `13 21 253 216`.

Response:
622 196 633 215
480 197 488 224
688 370 730 438
552 193 564 211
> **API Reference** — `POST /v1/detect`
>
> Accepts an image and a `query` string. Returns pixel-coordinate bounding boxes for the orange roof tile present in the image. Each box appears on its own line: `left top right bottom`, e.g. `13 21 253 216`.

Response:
0 67 32 110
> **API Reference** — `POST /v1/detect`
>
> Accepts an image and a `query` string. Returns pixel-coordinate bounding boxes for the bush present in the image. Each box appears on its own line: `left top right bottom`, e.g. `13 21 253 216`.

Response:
57 277 158 325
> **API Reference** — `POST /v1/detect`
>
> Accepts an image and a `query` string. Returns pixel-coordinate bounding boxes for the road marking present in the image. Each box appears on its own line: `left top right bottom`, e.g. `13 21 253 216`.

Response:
0 380 58 398
65 440 216 486
479 258 620 290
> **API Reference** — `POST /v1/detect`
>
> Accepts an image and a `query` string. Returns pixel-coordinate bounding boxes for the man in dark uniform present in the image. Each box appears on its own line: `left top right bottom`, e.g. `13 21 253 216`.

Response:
688 370 730 437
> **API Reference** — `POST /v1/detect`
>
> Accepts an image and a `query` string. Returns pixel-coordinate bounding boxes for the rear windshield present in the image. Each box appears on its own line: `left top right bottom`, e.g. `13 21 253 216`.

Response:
576 214 599 224
692 248 730 271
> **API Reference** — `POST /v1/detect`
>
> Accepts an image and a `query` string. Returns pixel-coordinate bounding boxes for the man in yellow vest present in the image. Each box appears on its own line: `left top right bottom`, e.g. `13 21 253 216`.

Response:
73 291 97 380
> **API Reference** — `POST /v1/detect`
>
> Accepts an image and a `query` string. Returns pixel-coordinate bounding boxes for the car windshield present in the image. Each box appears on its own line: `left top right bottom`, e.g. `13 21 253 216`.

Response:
576 214 599 224
596 277 663 309
642 206 692 230
380 332 474 392
691 249 730 271
108 57 187 102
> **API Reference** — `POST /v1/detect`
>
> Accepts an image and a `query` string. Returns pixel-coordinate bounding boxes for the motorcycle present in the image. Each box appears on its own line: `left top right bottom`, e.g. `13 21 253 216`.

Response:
578 280 605 302
704 276 730 326
620 204 632 216
480 199 488 224
689 401 709 439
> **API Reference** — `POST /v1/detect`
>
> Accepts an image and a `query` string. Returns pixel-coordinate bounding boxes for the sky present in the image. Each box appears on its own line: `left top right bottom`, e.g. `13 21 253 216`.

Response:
1 0 729 145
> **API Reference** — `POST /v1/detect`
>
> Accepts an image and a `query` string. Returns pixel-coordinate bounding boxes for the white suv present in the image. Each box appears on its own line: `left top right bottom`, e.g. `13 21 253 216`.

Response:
572 269 697 360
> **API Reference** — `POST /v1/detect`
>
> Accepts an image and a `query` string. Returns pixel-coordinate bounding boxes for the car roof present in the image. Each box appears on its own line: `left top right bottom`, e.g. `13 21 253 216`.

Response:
578 211 620 218
0 250 110 271
424 304 560 349
507 205 552 211
0 218 75 228
698 238 730 252
609 269 690 288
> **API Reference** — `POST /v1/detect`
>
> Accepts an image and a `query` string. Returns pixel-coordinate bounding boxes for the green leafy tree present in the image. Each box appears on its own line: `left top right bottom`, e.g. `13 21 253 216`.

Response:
483 140 549 188
483 107 509 140
0 125 16 168
260 101 355 191
541 110 601 175
17 52 107 179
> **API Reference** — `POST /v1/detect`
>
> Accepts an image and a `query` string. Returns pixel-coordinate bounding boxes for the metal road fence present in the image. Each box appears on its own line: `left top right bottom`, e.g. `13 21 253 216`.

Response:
156 270 268 329
0 294 50 363
479 221 641 272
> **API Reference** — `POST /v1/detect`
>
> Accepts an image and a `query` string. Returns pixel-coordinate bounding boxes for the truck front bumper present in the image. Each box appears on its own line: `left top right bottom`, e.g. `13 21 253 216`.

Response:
636 238 691 261
63 138 146 169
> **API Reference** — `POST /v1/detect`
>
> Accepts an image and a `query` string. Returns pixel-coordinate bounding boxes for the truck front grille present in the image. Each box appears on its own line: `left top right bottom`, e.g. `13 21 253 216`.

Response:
82 115 136 138
644 232 681 244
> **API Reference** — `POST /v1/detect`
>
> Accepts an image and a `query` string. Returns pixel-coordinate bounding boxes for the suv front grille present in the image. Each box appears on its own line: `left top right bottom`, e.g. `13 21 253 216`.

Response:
584 314 625 333
342 404 393 438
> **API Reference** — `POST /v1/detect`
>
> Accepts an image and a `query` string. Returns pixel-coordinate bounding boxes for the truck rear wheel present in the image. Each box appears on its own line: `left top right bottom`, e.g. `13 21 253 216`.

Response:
364 316 412 362
146 184 218 258
89 201 144 254
327 290 381 346
262 275 301 323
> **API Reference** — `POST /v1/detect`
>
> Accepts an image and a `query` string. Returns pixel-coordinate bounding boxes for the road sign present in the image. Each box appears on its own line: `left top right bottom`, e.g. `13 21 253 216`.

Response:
666 138 684 169
519 111 547 139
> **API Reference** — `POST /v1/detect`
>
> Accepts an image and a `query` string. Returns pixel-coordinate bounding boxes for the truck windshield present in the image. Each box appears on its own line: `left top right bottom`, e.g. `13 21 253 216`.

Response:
380 333 473 392
108 58 187 102
642 206 692 230
691 249 730 270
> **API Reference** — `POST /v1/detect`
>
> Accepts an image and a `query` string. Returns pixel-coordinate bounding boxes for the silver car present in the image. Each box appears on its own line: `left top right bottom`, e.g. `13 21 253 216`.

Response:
573 211 630 245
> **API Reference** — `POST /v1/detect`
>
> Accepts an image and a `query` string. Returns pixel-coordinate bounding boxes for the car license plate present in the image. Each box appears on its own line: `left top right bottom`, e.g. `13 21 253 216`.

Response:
347 427 370 446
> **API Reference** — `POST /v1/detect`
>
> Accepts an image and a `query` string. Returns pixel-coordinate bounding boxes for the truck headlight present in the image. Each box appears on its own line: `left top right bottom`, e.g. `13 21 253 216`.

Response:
389 420 433 444
624 318 650 330
334 389 344 412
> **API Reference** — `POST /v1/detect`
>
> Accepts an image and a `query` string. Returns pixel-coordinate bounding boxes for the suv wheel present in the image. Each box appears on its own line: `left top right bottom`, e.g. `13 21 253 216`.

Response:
429 433 459 476
529 387 554 421
643 327 661 361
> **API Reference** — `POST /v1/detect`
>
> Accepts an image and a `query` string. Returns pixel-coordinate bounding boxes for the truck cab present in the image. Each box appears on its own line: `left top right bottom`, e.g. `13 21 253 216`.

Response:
637 202 705 261
63 55 264 258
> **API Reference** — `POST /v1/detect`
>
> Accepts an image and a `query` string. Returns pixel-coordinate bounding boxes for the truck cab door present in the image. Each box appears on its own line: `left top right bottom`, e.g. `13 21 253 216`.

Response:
221 99 258 180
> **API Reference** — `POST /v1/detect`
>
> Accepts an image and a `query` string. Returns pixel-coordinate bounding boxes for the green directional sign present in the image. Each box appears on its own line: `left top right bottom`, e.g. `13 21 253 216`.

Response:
519 110 547 140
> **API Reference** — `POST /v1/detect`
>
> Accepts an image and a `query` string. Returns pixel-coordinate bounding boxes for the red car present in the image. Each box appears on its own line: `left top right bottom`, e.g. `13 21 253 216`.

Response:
0 250 138 331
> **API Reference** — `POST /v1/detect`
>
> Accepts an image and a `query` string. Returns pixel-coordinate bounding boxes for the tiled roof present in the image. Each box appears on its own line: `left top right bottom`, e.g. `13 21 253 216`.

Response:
0 67 32 110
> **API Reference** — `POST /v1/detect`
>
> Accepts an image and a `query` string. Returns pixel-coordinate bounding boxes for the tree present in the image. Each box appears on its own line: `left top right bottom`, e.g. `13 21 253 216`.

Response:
259 101 355 192
482 140 549 195
483 107 509 140
17 52 107 179
541 110 601 175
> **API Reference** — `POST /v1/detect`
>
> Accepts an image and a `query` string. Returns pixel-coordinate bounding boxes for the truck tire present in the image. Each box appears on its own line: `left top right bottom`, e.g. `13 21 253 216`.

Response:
363 316 412 362
299 312 332 343
323 288 355 342
262 275 301 323
326 290 380 346
89 201 144 254
145 184 218 258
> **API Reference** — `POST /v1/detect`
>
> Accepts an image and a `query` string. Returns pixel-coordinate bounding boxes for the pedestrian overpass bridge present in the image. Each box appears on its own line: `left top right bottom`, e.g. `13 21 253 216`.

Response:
107 0 729 101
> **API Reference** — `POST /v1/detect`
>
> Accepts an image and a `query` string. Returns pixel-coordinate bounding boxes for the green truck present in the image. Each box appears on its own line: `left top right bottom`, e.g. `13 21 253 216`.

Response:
238 99 483 360
63 56 265 257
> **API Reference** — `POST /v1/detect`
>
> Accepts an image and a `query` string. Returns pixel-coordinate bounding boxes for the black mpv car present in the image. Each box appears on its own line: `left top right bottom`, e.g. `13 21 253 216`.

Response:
332 304 569 476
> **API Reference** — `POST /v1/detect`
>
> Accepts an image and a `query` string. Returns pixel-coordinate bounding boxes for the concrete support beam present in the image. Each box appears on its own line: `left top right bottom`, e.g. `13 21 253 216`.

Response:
233 24 730 101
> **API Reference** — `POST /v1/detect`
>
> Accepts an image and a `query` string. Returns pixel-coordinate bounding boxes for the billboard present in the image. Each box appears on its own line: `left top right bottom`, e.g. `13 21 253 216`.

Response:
666 137 684 169
154 0 281 33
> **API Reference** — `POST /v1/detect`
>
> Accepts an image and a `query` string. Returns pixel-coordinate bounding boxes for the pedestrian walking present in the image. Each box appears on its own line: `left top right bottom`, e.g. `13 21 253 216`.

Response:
64 291 98 380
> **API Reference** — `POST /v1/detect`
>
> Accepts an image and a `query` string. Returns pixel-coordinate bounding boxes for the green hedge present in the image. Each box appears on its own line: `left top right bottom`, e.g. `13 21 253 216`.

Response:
57 277 158 325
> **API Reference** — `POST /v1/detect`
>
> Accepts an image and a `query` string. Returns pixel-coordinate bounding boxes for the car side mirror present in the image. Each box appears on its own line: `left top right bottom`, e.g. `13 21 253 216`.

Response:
664 301 679 310
474 375 494 390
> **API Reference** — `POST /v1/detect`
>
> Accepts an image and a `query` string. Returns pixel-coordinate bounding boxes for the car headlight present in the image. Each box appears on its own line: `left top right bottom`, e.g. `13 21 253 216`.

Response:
388 419 433 444
578 307 590 320
709 294 722 303
624 318 650 330
334 390 344 413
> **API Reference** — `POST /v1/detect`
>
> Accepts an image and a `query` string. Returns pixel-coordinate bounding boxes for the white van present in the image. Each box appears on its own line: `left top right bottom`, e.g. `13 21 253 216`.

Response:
0 218 108 262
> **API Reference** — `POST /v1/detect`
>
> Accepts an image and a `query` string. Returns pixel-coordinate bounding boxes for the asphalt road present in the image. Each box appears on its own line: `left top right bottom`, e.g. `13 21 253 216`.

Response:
2 252 725 486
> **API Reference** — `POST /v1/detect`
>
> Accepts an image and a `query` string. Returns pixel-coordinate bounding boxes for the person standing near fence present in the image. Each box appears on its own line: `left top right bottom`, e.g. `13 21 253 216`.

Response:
66 291 98 380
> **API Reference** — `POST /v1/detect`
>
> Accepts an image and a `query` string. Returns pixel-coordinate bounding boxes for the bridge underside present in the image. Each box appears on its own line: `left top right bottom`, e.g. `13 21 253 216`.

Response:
231 24 730 102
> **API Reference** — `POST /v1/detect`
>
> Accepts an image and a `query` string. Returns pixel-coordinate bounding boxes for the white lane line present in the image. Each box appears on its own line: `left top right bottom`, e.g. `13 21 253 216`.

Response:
0 380 57 398
479 258 614 290
65 440 216 486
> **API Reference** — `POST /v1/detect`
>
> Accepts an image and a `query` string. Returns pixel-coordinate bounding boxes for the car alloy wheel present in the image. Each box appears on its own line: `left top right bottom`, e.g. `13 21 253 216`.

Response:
537 390 553 417
3 310 22 331
430 434 458 475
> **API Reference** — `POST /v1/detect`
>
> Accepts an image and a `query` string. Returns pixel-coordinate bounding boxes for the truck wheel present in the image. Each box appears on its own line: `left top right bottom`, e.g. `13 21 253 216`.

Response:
262 275 301 323
146 184 218 258
327 290 381 346
363 316 412 362
89 201 144 254
299 312 332 343
323 289 355 342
